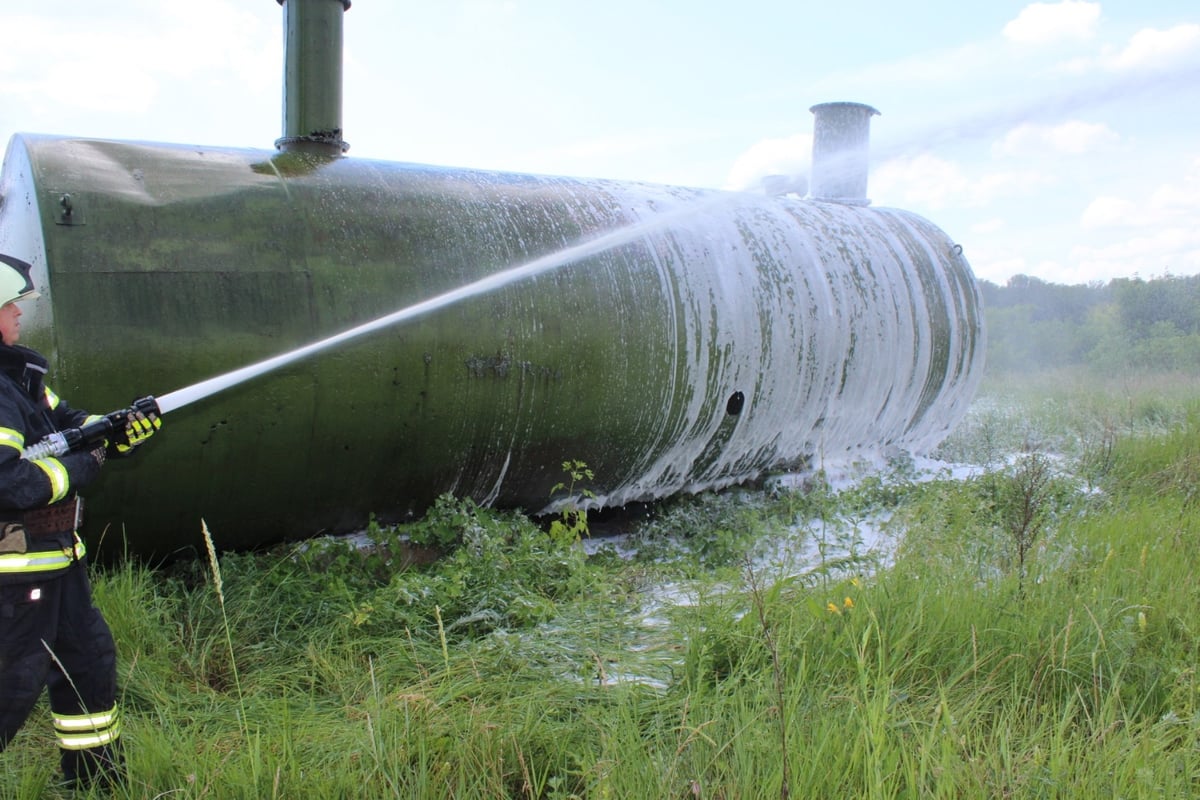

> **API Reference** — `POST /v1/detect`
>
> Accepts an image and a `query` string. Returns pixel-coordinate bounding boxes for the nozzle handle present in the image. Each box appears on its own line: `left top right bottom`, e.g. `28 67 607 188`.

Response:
21 396 160 461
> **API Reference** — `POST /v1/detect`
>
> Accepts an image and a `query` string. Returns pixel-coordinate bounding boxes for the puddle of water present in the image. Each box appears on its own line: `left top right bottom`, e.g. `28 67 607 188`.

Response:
570 451 996 688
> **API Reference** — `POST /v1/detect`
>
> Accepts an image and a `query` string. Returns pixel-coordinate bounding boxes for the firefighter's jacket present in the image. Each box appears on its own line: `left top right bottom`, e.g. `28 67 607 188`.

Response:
0 343 101 582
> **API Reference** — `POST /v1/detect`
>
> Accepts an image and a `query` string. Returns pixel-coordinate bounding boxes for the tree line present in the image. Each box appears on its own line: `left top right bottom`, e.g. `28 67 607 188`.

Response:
979 272 1200 374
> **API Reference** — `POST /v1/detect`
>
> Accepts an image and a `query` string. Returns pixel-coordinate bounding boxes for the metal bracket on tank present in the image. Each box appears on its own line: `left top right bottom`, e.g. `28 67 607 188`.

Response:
53 192 85 226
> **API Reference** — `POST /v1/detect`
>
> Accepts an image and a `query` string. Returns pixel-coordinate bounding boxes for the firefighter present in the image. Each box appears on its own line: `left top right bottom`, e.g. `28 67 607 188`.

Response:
0 253 160 788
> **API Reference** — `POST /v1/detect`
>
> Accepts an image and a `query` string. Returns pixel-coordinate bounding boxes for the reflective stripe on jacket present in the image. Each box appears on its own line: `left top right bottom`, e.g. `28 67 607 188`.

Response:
0 344 100 511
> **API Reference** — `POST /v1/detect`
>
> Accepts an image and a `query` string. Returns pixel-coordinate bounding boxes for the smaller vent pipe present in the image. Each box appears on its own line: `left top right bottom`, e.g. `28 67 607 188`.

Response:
275 0 351 155
809 101 879 206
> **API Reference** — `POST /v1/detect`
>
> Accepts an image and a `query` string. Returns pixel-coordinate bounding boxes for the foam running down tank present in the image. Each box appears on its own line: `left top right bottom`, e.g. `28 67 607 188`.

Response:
0 1 984 559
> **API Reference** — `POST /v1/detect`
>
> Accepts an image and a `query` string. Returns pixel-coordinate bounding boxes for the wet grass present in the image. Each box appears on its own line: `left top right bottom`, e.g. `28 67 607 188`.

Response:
5 368 1200 798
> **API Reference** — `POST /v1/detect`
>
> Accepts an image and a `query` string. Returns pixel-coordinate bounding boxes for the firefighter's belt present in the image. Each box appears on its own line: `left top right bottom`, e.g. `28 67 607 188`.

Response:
21 497 84 536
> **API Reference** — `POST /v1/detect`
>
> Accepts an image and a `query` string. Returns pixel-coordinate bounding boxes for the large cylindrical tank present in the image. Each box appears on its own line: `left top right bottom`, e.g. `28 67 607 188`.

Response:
0 133 984 558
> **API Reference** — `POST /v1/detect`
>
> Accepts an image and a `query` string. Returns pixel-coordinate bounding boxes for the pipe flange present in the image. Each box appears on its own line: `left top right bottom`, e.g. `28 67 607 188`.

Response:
276 0 351 8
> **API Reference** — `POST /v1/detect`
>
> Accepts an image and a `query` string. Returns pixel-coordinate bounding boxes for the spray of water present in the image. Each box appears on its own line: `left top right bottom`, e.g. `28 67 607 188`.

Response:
874 61 1200 163
785 60 1200 198
156 197 719 415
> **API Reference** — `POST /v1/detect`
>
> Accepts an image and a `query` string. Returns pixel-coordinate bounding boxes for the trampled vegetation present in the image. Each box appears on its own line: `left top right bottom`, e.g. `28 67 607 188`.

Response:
5 275 1200 798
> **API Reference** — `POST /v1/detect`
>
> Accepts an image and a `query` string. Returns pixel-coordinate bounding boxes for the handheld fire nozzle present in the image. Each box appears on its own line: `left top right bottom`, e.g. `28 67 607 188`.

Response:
21 396 161 461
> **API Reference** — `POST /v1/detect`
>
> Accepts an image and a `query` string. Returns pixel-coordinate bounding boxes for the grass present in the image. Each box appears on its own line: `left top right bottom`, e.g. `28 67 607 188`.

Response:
4 367 1200 798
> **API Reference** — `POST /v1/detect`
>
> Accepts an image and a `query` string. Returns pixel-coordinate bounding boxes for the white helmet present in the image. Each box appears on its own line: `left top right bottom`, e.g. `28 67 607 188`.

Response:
0 254 40 306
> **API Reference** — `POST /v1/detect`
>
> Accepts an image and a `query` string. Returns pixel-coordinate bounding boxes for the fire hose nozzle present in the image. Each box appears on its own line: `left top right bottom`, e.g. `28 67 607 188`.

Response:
21 395 161 461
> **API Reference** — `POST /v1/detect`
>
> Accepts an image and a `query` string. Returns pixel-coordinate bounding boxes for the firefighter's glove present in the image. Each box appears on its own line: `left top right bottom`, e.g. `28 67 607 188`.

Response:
111 411 161 455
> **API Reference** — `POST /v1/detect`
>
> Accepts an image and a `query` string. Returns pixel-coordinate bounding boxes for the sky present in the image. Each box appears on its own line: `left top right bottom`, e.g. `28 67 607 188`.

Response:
0 1 1197 287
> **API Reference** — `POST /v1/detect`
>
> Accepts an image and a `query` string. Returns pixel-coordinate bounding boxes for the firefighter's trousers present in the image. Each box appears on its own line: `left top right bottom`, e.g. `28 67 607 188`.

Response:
0 557 122 784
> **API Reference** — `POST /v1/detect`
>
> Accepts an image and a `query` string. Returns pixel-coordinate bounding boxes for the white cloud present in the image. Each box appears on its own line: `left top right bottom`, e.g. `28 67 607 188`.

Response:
1150 175 1200 212
1080 196 1141 229
968 253 1033 285
1110 24 1200 72
1050 259 1119 285
1070 227 1200 281
969 170 1055 206
992 120 1121 158
1073 158 1200 281
1081 159 1200 230
1003 1 1100 46
722 134 812 193
971 218 1007 234
872 154 969 210
1063 23 1200 75
873 155 1052 211
0 3 278 124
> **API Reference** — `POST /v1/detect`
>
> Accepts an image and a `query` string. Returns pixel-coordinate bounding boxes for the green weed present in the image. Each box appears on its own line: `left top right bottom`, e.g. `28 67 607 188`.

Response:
5 374 1200 798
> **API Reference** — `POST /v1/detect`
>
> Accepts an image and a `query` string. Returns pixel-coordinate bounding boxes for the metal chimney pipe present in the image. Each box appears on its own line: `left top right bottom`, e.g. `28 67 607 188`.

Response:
275 0 351 155
809 102 879 206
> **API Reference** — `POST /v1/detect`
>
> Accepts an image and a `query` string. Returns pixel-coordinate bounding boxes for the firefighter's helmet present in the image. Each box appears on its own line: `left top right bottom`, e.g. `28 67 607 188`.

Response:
0 254 40 306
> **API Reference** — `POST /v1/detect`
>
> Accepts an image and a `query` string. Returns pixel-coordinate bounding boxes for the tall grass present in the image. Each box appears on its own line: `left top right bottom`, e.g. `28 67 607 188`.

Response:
3 371 1200 798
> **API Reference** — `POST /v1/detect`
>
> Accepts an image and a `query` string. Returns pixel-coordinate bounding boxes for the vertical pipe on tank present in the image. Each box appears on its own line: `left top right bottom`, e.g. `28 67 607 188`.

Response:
809 101 879 206
275 0 351 155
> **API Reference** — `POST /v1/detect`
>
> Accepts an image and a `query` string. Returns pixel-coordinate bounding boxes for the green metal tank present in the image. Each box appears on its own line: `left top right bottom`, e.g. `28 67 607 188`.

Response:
0 131 984 558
